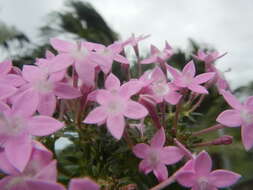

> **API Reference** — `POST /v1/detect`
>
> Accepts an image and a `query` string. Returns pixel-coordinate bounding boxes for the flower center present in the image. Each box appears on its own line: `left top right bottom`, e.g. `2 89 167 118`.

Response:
147 148 160 167
33 80 53 94
241 110 253 125
106 99 125 115
71 47 88 61
197 177 209 190
0 115 26 137
152 81 169 96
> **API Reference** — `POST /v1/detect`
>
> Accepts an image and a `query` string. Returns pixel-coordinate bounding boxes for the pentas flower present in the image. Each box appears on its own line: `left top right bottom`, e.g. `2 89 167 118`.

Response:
140 67 182 104
193 50 227 64
141 42 173 64
0 93 63 171
0 60 25 100
123 34 150 47
26 178 99 190
20 64 81 116
86 42 129 74
176 151 240 190
84 73 148 139
167 61 215 94
216 90 253 150
50 38 105 86
0 141 57 190
133 128 184 181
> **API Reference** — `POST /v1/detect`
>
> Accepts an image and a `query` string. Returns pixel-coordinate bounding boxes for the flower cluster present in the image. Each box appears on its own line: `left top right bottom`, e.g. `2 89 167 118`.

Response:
0 34 247 189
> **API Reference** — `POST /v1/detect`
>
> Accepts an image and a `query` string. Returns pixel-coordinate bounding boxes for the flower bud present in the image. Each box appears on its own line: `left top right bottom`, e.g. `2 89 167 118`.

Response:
212 135 233 145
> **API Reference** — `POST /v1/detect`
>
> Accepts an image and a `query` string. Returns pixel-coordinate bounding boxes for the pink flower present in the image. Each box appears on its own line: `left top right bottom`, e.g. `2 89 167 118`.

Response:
0 94 64 171
133 128 184 181
216 90 253 150
20 64 81 116
140 67 182 104
193 50 227 64
176 151 241 190
167 61 215 94
84 73 148 139
0 141 57 190
123 34 150 47
86 42 129 74
141 42 173 64
26 178 99 190
50 38 104 86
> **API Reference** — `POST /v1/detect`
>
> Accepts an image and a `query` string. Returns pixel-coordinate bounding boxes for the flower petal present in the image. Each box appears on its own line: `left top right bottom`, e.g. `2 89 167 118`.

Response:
50 54 74 72
75 60 96 87
151 128 166 148
35 160 57 181
132 143 150 159
69 178 100 190
105 73 121 91
182 61 196 78
22 65 44 82
83 107 107 124
96 90 112 105
0 60 12 74
188 84 208 94
114 54 129 64
139 159 152 174
161 146 184 165
12 88 39 117
0 83 17 100
154 164 168 182
5 134 32 172
167 65 181 79
50 38 76 53
107 115 125 139
119 80 142 99
164 91 182 105
209 169 241 188
193 72 215 84
216 109 242 127
37 93 56 116
176 171 196 187
194 151 212 176
27 116 64 136
220 90 243 110
54 82 81 99
124 100 148 119
27 180 65 190
241 125 253 151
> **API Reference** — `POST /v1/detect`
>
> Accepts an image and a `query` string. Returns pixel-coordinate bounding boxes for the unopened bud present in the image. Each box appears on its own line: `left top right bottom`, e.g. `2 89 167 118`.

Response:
212 135 233 145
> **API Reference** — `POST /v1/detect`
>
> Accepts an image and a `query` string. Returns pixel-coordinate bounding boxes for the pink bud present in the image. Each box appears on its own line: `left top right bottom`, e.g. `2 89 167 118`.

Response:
212 135 233 145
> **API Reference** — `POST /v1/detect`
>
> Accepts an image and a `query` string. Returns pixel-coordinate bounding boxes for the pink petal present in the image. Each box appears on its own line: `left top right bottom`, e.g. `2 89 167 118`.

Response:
69 178 99 190
151 67 166 81
151 128 166 148
0 60 12 74
220 90 243 110
188 84 208 94
106 115 125 139
35 160 57 181
96 90 112 105
154 164 168 182
139 159 152 174
12 88 39 117
176 171 196 187
119 80 142 99
27 116 64 136
141 56 157 64
5 134 32 172
27 180 65 190
124 100 148 119
132 143 150 159
54 82 81 99
245 96 253 111
0 101 10 112
114 54 129 64
151 44 160 54
182 61 196 78
50 54 74 72
105 73 121 91
164 91 182 105
193 72 215 84
194 151 212 176
167 65 181 79
0 83 17 100
46 50 55 59
0 74 26 87
90 53 112 74
83 107 107 124
22 65 44 82
50 38 76 53
0 149 18 175
209 169 241 188
161 146 184 165
241 126 253 151
216 109 242 127
75 60 95 87
37 93 57 116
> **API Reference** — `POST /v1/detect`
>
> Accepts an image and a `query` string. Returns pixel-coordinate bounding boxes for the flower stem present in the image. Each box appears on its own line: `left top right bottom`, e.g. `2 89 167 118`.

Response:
192 124 225 137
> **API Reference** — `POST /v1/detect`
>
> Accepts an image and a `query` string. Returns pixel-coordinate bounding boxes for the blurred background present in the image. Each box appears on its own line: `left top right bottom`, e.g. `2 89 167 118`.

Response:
0 0 253 189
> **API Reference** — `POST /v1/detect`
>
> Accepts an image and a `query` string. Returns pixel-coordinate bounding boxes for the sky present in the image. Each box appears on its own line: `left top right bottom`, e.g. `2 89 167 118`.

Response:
0 0 253 89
